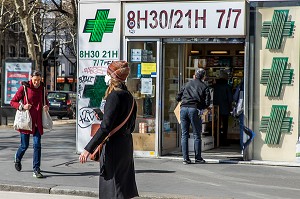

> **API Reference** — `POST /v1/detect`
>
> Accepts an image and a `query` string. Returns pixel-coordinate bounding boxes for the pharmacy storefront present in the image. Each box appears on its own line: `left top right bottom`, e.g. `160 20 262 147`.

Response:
78 0 300 162
78 0 248 158
123 1 246 157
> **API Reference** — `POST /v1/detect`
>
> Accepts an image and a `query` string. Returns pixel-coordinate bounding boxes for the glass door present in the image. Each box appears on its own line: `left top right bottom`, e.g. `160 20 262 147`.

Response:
125 39 160 157
161 43 185 155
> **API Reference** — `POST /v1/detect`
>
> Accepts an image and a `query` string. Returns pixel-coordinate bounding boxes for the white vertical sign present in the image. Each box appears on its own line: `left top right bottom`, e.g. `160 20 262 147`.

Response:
77 2 121 153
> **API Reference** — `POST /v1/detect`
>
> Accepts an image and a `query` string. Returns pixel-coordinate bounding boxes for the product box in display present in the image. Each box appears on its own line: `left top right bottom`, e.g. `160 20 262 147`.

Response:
131 55 141 62
131 49 142 62
139 122 148 133
131 49 142 55
141 50 148 62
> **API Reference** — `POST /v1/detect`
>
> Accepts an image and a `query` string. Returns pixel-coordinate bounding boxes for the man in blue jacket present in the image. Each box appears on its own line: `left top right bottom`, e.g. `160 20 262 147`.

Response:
176 69 211 164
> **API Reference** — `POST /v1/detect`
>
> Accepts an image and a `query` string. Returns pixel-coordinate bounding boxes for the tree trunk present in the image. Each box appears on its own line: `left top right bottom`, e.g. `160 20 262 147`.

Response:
20 16 38 69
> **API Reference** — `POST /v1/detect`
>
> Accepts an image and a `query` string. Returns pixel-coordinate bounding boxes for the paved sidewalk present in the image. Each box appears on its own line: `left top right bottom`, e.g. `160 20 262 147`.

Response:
0 119 300 199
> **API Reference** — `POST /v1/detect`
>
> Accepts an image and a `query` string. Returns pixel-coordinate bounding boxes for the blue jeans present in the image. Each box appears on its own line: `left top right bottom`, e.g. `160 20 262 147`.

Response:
239 114 244 151
15 129 41 171
180 107 202 160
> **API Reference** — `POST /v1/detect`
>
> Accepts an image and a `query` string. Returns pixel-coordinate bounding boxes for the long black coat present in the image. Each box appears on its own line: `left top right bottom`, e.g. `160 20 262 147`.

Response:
213 79 233 115
85 88 138 199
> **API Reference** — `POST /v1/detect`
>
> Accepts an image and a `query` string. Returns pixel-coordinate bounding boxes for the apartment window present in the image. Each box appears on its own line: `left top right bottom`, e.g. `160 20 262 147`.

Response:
9 46 16 57
69 63 75 75
1 45 4 58
20 47 27 57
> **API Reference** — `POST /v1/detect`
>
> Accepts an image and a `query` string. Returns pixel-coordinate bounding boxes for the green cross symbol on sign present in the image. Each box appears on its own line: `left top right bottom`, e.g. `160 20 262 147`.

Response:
260 105 292 145
261 10 295 49
83 76 107 107
260 57 293 97
83 9 116 42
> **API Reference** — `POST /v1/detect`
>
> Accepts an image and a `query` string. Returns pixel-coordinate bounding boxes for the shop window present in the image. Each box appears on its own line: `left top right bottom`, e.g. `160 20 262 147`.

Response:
127 41 157 152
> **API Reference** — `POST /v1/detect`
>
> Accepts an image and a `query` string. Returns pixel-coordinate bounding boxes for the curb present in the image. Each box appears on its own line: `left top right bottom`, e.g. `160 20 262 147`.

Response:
0 184 50 194
158 156 300 167
50 186 98 198
0 183 212 199
234 160 300 167
0 184 98 198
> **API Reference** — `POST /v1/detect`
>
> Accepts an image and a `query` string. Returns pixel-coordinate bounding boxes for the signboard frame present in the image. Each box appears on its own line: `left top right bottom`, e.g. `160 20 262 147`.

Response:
1 59 33 106
77 2 121 153
124 1 246 37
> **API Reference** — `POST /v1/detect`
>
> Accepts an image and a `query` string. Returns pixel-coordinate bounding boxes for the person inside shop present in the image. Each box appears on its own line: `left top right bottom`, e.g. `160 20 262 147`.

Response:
232 79 255 154
79 61 139 199
233 79 244 153
213 70 233 146
176 68 211 165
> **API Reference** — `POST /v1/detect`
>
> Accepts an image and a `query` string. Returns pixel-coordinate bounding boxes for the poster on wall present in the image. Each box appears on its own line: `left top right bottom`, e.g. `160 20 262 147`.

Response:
77 2 121 152
3 62 32 105
141 78 153 95
141 63 156 76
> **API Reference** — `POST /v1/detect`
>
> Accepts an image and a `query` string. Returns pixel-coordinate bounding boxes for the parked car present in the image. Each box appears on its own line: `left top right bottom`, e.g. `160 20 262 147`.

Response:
47 91 76 119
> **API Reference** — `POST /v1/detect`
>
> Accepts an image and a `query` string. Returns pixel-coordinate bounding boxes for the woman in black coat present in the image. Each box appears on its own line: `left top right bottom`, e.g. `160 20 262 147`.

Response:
79 61 139 199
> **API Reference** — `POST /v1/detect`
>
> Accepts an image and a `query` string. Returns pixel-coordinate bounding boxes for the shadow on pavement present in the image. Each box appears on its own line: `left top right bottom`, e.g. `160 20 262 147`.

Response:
135 169 175 174
40 170 99 178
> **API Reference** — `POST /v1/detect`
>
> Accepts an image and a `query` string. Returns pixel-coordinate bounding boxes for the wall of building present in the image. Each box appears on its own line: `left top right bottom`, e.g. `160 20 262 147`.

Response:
254 7 300 162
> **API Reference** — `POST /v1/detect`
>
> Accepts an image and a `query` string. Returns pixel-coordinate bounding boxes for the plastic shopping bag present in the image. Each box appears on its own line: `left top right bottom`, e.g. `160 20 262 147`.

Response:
42 110 53 130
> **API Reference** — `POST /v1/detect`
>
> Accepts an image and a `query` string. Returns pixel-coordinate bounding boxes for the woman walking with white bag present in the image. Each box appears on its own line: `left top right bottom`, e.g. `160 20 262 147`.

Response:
10 70 49 178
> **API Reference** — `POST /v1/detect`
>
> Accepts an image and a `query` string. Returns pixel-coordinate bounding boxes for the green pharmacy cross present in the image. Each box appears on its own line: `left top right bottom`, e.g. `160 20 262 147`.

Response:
260 57 293 97
83 9 116 42
83 76 107 108
260 105 292 145
261 10 295 49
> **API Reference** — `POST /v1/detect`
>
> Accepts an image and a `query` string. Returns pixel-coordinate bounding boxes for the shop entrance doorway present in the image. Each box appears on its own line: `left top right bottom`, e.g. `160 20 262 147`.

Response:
161 43 185 155
162 39 245 160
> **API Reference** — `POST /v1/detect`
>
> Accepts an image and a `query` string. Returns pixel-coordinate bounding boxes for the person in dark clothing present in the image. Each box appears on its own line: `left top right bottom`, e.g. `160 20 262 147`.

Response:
79 61 139 199
10 70 49 178
213 70 233 146
233 79 244 153
176 68 211 164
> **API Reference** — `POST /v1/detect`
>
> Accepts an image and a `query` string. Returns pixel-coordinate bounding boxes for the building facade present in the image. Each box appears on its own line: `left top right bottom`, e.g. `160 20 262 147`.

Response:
77 0 300 163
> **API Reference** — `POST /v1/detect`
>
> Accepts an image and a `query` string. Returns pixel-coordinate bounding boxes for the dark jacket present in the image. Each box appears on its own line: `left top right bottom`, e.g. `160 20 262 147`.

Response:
213 79 233 115
176 78 211 110
85 88 138 199
10 81 49 135
233 80 244 103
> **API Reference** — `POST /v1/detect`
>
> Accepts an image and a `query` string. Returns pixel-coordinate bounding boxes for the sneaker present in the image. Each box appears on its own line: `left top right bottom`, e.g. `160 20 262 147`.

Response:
14 155 22 171
195 159 206 164
183 159 192 165
33 170 44 178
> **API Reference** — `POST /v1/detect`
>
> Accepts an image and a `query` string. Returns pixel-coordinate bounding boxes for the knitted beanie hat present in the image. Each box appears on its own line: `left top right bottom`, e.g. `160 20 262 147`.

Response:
107 61 130 82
